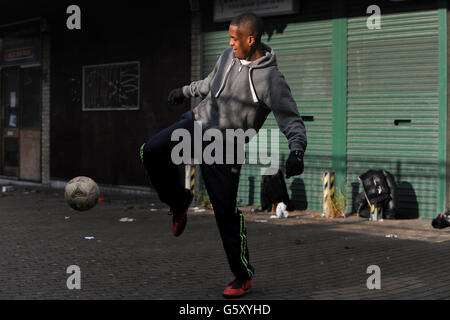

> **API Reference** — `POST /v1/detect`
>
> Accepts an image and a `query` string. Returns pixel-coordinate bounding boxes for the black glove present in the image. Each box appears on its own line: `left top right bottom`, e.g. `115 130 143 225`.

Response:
168 88 185 105
285 150 304 179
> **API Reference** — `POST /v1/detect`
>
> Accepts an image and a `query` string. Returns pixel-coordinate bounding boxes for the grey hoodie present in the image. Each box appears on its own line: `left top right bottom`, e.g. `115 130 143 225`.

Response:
182 43 307 154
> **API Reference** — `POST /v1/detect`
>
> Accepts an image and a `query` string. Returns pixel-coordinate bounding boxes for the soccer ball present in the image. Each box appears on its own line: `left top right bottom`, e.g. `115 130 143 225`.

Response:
65 176 100 211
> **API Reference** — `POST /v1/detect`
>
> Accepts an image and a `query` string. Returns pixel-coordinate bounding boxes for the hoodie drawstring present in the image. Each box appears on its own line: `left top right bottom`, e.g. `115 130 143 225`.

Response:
248 67 259 103
215 59 259 104
215 60 235 98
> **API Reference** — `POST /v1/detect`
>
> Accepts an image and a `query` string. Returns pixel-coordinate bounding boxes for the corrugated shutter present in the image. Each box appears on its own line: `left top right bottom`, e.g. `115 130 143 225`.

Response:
346 10 440 218
202 20 333 210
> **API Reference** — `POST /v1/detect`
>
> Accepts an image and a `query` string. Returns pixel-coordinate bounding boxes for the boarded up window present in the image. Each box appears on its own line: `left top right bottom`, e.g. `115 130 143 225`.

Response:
82 61 140 111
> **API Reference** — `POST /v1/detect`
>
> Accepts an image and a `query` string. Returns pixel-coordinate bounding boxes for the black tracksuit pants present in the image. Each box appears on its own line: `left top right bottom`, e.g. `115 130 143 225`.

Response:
142 110 254 280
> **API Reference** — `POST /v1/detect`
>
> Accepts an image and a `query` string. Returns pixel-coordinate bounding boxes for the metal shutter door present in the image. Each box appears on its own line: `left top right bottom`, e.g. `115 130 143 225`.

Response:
346 10 440 218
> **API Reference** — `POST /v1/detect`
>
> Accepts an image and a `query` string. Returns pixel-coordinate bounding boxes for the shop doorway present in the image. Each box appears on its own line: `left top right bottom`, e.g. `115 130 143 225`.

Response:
1 66 41 181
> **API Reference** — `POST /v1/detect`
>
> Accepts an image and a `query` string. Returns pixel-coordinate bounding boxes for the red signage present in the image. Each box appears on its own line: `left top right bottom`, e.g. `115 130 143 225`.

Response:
4 47 34 62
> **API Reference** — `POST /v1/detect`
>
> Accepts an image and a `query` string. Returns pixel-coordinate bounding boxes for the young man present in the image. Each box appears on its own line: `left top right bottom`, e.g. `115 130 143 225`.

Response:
141 13 307 298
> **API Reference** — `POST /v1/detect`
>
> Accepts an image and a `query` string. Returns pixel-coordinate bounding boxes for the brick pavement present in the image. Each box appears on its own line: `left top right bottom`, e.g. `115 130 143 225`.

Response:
0 185 450 300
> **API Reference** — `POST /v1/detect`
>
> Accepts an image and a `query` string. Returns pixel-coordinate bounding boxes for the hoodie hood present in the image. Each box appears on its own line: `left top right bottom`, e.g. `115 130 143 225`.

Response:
245 43 277 102
218 43 277 103
244 43 277 69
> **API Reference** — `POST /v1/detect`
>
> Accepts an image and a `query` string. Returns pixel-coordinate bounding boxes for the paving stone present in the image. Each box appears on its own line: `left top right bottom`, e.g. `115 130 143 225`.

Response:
0 186 449 299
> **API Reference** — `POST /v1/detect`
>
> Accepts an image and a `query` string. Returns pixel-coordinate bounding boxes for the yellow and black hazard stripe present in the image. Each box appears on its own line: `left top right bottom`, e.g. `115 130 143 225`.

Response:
323 171 335 216
190 165 195 195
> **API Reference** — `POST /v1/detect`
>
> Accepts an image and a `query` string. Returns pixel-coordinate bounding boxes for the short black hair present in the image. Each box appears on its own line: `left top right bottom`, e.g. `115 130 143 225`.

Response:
230 12 264 43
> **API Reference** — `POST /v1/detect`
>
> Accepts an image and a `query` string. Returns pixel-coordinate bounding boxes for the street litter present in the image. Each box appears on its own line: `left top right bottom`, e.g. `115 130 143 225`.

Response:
119 217 135 222
1 186 13 192
84 236 95 240
270 202 289 219
385 234 398 238
192 207 200 210
150 208 157 212
194 208 206 213
65 216 70 220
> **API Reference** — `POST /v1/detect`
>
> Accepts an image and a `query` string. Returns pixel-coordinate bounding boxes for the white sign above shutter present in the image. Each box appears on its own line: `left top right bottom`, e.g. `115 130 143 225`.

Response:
213 0 298 22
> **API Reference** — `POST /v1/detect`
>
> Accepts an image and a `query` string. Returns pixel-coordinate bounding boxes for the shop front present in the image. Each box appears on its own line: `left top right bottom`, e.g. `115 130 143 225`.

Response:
0 19 43 182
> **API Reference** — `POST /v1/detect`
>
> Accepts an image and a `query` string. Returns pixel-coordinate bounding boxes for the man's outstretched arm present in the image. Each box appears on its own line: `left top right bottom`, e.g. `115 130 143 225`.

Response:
168 53 224 104
263 72 307 178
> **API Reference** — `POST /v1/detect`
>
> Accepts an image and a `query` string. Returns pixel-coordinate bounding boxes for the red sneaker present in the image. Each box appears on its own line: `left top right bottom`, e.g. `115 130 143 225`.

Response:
223 278 252 298
170 189 193 237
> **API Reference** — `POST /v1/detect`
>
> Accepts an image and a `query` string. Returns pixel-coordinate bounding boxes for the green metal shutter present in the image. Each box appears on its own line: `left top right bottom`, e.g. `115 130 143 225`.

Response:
346 10 442 218
201 20 334 210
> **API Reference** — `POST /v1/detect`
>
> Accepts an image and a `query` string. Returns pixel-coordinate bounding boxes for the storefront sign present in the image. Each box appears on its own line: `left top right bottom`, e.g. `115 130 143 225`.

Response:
0 20 41 66
213 0 298 22
4 47 34 62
